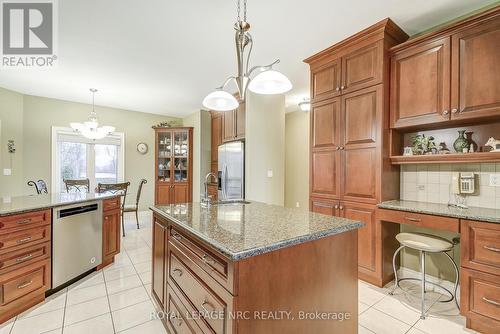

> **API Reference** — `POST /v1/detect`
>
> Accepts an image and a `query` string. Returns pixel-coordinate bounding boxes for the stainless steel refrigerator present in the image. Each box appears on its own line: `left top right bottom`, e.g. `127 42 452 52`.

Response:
218 141 244 200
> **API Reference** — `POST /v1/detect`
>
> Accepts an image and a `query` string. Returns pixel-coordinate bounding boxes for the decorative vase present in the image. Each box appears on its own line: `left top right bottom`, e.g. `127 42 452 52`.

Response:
453 130 469 153
465 131 478 152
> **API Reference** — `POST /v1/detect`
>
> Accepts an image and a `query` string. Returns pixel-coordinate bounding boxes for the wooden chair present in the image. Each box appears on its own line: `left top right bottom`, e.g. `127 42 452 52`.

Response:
64 178 90 193
97 182 130 237
123 179 147 230
27 180 48 194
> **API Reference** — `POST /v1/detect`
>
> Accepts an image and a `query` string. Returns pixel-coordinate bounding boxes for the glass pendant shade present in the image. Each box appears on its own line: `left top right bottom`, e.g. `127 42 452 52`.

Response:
203 90 239 111
70 89 115 140
248 70 292 95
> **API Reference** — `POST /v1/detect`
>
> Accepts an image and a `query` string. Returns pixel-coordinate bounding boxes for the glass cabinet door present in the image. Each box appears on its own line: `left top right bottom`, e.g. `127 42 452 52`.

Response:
157 131 172 182
173 131 189 182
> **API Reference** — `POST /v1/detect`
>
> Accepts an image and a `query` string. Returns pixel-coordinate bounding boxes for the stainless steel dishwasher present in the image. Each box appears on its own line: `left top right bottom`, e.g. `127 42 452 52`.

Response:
53 201 102 288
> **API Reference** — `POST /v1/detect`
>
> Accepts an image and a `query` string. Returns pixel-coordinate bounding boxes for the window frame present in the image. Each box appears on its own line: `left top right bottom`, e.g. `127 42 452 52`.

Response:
51 126 125 192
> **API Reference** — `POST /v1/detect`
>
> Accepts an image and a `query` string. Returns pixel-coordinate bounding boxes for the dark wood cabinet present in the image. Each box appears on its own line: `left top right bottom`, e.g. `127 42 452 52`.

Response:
102 209 120 260
451 18 500 120
222 102 245 143
342 41 383 94
154 127 193 205
390 37 451 128
152 218 166 308
211 112 222 163
311 60 342 102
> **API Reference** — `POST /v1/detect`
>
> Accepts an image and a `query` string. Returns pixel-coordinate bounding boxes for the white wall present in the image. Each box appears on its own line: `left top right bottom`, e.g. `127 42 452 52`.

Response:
245 92 285 205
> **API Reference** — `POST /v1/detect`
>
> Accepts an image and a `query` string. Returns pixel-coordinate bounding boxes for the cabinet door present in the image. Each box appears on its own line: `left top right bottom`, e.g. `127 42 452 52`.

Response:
311 98 341 149
235 103 245 139
451 19 500 120
310 198 339 216
152 219 166 307
222 110 235 142
156 184 171 205
342 148 377 203
311 59 341 102
211 114 222 162
172 184 188 204
103 210 120 259
390 37 451 128
342 202 377 274
310 150 341 199
341 41 382 94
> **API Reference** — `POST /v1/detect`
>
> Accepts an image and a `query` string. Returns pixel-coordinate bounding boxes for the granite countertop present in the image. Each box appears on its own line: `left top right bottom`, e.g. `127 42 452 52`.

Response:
150 201 363 261
0 192 121 216
378 200 500 224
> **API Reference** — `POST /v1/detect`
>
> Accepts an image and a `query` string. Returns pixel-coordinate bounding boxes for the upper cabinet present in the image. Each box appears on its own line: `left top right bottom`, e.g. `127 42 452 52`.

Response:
390 7 500 129
311 59 342 101
451 18 500 120
222 101 245 143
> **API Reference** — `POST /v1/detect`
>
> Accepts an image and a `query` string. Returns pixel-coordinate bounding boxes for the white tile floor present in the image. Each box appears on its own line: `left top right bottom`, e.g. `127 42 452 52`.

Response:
0 211 477 334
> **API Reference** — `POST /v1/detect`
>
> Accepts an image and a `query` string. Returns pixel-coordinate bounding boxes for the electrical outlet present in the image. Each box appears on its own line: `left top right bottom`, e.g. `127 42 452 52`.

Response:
3 168 11 176
490 173 500 187
267 170 273 178
296 202 300 208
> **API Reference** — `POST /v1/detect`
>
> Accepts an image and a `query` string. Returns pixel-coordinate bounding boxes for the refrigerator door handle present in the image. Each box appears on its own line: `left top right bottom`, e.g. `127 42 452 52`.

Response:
224 164 229 199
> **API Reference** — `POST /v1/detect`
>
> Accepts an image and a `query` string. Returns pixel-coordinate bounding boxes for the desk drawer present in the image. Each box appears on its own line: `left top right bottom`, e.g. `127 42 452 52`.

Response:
169 226 234 293
0 210 51 234
0 225 51 254
462 220 500 276
0 242 51 274
461 268 500 330
377 209 459 232
103 197 120 212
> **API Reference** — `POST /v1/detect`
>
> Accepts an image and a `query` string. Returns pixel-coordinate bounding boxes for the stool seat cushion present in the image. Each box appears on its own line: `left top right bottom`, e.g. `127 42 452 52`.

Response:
396 232 453 252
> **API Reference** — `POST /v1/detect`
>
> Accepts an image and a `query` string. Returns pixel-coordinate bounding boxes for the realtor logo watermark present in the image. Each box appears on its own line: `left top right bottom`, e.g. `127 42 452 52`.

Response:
1 0 57 68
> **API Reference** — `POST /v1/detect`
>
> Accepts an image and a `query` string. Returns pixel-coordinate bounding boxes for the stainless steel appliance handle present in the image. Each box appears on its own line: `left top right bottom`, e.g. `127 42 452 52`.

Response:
224 165 229 199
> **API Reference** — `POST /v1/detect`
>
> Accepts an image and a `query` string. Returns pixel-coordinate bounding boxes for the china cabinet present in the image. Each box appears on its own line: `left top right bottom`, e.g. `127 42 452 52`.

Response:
154 127 193 205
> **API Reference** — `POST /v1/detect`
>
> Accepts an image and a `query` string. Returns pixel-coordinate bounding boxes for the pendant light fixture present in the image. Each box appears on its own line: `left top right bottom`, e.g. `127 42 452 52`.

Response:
70 89 115 140
202 0 292 111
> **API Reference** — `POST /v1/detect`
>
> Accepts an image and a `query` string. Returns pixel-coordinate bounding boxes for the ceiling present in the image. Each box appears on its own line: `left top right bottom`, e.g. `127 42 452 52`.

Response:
0 0 496 117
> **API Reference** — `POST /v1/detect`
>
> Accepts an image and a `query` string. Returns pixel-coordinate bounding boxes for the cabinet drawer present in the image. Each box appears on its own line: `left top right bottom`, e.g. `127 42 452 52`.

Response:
0 259 50 306
169 246 228 334
462 269 500 327
0 242 51 274
103 197 121 212
169 227 234 293
310 198 339 216
0 225 51 254
166 283 206 334
0 210 51 234
377 209 459 233
462 220 500 275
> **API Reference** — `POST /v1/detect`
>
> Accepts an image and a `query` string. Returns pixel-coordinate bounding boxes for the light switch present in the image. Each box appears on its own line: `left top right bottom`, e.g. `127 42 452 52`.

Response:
3 168 11 176
490 174 500 187
267 170 273 178
296 202 300 208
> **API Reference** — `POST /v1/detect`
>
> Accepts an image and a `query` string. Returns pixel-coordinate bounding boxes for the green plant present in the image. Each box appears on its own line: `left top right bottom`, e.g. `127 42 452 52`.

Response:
412 134 436 155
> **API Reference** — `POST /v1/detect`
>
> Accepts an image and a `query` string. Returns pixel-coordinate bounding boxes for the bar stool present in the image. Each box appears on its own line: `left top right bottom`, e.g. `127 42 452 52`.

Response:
389 232 460 320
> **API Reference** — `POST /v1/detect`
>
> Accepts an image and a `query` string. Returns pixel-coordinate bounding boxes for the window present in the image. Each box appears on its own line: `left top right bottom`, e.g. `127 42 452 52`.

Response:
51 127 124 192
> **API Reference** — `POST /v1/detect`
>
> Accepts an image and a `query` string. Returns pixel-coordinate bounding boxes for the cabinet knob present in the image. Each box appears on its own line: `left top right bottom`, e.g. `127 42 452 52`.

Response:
335 87 340 92
451 108 458 114
341 86 345 90
339 146 345 150
442 110 449 116
334 205 339 209
339 206 344 210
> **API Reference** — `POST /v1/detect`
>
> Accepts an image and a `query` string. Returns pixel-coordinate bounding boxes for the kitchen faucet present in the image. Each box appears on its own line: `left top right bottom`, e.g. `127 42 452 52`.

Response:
201 172 217 207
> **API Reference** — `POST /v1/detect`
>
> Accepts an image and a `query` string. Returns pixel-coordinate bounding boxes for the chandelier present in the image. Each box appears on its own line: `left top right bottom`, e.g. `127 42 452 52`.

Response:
202 0 292 111
70 89 115 140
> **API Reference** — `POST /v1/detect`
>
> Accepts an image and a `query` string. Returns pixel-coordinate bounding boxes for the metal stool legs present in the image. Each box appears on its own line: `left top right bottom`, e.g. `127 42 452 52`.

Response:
420 250 426 319
441 252 460 311
389 245 405 295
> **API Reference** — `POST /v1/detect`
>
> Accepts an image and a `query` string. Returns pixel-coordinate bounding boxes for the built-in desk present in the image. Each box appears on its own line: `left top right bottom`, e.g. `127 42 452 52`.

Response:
376 200 500 334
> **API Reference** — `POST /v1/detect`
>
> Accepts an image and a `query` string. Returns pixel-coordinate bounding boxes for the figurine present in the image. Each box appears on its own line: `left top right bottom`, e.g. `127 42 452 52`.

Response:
437 142 450 154
485 137 500 152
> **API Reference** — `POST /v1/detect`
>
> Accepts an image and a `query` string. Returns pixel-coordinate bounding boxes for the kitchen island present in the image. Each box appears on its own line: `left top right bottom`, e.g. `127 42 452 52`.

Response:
0 192 122 323
150 201 363 334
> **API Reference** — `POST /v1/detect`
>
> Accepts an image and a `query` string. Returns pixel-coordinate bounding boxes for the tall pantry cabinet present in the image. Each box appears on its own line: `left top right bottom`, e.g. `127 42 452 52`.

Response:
304 19 408 285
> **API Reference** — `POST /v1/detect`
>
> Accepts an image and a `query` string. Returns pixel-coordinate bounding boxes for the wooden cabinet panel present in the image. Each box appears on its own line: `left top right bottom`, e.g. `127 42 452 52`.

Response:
311 151 340 199
211 114 222 163
451 19 500 120
342 148 377 203
222 110 235 142
166 284 205 334
390 37 451 128
235 102 245 140
0 242 50 274
173 184 188 204
342 86 381 148
342 202 377 273
0 225 50 254
103 197 120 212
152 219 166 307
156 184 171 205
310 198 339 216
312 59 341 102
342 42 382 94
311 98 341 149
462 220 500 276
0 210 51 234
103 210 120 259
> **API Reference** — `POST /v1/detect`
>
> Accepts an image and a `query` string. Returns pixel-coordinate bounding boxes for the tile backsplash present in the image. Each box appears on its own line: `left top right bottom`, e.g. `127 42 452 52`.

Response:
400 163 500 209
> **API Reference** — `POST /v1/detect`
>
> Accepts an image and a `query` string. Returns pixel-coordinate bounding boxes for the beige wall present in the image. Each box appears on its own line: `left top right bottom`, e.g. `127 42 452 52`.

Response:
0 87 182 209
245 92 285 205
284 111 310 209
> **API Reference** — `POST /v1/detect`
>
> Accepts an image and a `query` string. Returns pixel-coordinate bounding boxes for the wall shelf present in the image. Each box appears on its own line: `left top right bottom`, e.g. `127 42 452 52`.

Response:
390 152 500 164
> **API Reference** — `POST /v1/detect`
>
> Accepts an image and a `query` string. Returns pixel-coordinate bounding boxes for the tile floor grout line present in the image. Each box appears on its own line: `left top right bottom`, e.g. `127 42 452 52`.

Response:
60 287 68 334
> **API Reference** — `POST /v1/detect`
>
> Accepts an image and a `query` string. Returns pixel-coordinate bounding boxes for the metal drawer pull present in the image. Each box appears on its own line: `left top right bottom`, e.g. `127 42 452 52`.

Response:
482 297 500 307
154 221 164 229
172 268 183 276
202 254 215 265
405 217 421 222
313 202 333 208
483 245 500 253
17 218 32 225
172 232 182 241
201 300 215 313
17 280 33 289
17 237 32 244
16 254 33 263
